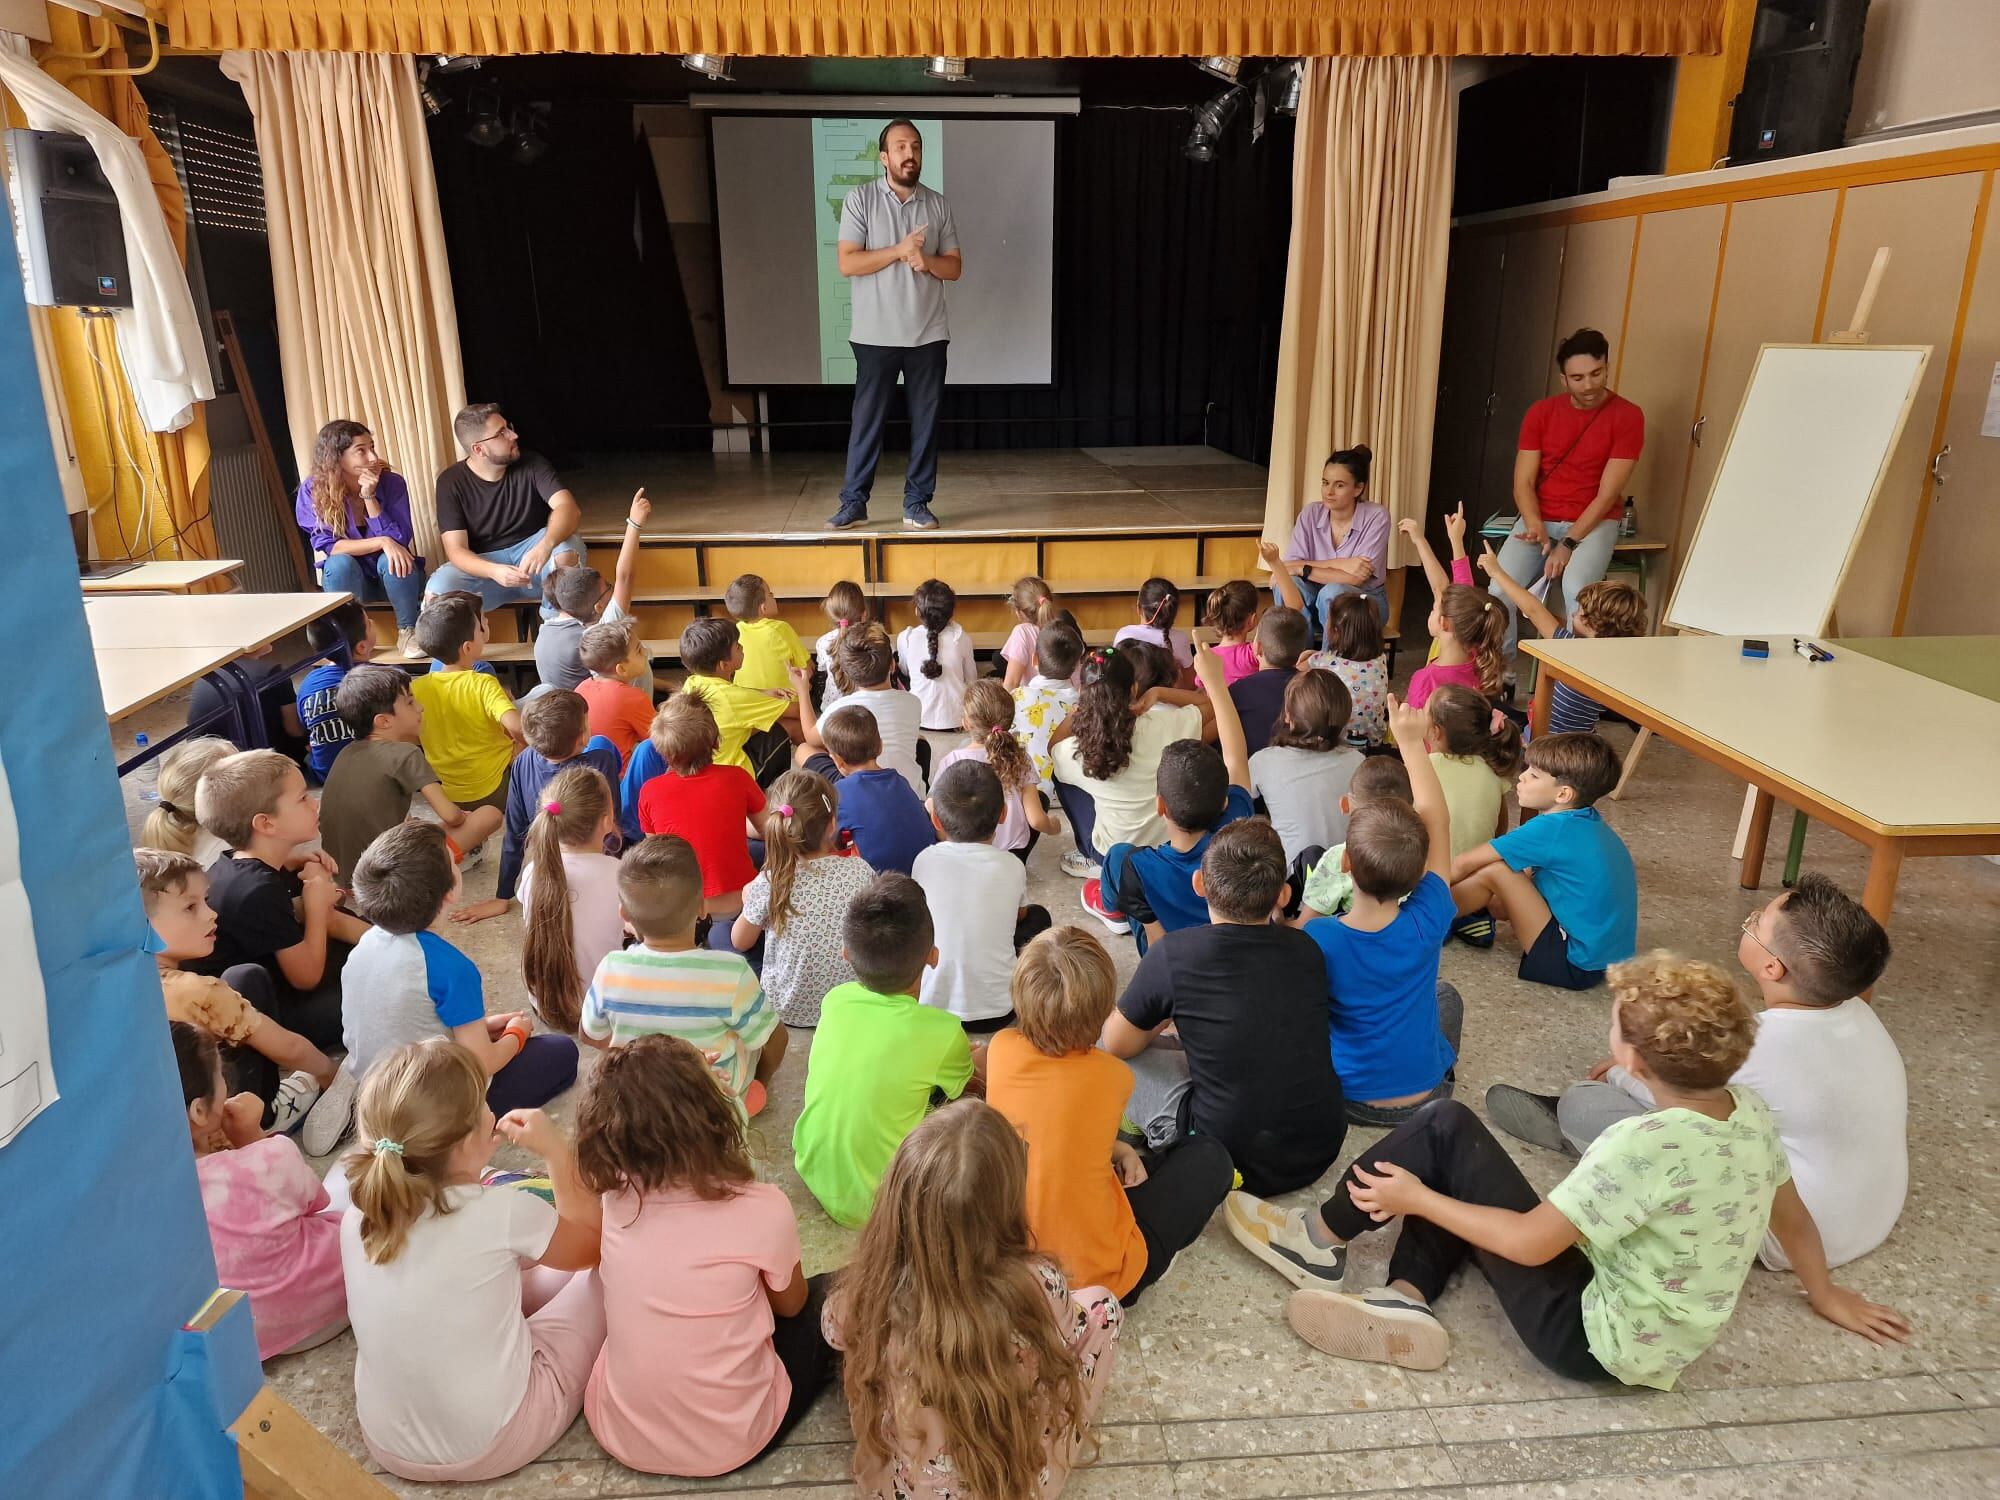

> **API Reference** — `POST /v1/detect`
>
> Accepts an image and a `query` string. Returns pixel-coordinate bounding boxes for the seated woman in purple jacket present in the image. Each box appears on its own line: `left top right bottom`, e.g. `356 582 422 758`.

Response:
295 420 427 655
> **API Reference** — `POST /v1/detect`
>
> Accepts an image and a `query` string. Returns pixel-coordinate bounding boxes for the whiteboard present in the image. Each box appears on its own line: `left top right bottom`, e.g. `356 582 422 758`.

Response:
1667 343 1929 636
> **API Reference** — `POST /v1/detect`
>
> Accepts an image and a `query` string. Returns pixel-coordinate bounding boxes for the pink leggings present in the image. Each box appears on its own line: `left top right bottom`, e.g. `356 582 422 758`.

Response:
368 1266 607 1483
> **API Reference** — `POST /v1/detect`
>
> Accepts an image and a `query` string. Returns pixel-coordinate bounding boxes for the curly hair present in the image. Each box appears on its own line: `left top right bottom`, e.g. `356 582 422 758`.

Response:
1071 646 1137 782
1574 579 1648 639
912 578 956 680
574 1034 753 1211
306 419 373 542
962 678 1036 796
1609 951 1756 1090
1436 583 1508 697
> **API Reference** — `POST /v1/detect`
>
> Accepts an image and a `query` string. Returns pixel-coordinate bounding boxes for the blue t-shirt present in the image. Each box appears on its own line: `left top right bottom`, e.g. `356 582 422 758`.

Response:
498 736 624 901
837 768 937 875
1306 871 1457 1101
620 738 662 846
1490 805 1637 972
295 662 352 781
1103 785 1255 950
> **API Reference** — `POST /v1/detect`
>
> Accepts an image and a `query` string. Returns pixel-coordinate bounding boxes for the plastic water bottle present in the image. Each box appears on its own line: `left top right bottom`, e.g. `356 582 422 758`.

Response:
1620 497 1638 539
134 732 160 801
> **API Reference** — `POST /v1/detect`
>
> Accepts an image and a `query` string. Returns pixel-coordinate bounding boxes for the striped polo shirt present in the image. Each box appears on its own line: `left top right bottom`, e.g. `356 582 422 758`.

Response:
581 945 777 1101
1546 627 1611 736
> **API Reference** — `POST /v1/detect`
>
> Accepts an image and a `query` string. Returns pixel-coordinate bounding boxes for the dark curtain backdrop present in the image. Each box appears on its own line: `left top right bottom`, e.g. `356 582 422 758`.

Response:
430 100 711 464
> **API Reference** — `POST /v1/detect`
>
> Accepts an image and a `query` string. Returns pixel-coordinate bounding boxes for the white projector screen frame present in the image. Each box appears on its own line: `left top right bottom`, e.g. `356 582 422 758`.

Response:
1666 343 1930 638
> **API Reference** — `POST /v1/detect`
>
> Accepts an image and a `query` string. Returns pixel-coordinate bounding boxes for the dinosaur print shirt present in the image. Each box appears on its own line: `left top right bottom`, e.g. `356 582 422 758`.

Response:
1547 1085 1789 1389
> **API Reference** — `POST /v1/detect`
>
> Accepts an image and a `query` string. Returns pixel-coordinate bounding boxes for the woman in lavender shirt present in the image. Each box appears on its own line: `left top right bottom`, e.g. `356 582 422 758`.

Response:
1271 443 1390 641
294 419 427 653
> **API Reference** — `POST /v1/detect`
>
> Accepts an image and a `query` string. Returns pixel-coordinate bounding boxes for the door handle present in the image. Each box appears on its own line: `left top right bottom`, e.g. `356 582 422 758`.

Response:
1931 444 1951 486
1691 415 1707 447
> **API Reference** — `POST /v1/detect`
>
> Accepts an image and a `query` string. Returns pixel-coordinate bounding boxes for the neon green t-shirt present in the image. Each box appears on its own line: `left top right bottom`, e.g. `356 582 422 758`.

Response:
793 982 974 1227
1301 842 1355 917
1547 1085 1790 1390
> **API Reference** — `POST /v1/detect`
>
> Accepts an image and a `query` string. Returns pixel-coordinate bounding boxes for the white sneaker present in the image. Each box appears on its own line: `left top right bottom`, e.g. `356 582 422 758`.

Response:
1286 1288 1449 1370
1060 850 1101 879
456 838 487 872
300 1065 358 1157
393 627 418 659
268 1071 322 1135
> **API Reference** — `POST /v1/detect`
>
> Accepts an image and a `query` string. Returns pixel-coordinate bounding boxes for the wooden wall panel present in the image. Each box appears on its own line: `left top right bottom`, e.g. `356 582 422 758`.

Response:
1550 217 1638 393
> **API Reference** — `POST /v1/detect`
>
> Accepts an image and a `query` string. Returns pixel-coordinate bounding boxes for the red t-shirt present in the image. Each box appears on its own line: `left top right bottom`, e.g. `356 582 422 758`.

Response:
637 764 765 897
577 678 656 768
1517 392 1645 522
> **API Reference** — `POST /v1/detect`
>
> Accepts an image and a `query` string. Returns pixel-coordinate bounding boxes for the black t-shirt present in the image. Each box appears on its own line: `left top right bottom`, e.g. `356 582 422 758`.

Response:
1228 668 1294 757
189 855 305 976
432 452 565 555
1117 921 1344 1195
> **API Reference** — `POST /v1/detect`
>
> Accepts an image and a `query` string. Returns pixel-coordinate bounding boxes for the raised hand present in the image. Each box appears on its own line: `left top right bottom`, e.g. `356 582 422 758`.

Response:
628 488 652 527
1386 692 1428 749
1477 541 1503 578
1396 516 1423 540
1444 502 1468 549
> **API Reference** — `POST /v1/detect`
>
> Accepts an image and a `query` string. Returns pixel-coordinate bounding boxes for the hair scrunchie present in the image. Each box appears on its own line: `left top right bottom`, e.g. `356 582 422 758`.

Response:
837 617 850 627
1490 708 1508 736
372 1138 404 1158
544 800 562 816
777 803 794 817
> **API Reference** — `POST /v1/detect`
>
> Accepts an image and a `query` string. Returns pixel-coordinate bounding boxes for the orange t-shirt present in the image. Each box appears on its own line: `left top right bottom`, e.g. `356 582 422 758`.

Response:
986 1030 1148 1298
577 678 655 767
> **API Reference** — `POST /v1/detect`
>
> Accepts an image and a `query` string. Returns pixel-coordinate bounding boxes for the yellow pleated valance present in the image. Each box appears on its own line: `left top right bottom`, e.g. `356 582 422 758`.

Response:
162 0 1722 59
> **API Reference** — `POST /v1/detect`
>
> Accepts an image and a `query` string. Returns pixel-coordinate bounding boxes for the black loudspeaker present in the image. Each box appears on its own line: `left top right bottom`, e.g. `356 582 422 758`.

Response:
1729 0 1872 164
2 128 132 308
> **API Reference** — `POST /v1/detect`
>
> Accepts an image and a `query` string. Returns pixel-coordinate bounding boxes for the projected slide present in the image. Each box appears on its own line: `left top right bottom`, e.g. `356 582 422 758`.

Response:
810 118 945 384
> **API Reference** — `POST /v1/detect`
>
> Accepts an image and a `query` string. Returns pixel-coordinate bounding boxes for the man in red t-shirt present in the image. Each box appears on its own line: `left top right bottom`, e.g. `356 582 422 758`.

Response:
1494 328 1645 657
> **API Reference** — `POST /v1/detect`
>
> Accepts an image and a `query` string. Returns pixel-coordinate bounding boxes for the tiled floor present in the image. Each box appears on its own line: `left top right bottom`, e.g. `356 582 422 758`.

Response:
118 646 1999 1498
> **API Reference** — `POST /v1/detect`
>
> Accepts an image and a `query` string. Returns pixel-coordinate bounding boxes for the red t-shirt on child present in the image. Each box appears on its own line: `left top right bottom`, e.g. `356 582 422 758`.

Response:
1517 393 1645 522
578 678 656 767
638 764 765 897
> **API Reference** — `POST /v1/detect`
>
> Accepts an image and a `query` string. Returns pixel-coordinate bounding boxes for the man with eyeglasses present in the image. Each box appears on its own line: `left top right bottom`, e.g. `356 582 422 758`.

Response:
425 402 585 616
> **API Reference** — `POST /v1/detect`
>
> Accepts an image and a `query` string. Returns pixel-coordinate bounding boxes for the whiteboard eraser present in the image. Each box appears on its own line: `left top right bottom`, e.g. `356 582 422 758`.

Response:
1742 639 1769 658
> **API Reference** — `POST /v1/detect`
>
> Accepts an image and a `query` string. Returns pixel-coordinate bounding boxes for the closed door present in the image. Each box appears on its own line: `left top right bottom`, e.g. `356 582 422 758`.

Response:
1903 172 2000 635
1614 203 1727 565
1824 172 1984 635
1677 191 1840 575
1477 225 1567 517
1430 232 1507 520
1547 216 1638 394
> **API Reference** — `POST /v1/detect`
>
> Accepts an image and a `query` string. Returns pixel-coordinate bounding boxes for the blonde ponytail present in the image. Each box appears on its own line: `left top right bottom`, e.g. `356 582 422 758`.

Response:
759 769 837 937
345 1040 488 1265
142 736 237 853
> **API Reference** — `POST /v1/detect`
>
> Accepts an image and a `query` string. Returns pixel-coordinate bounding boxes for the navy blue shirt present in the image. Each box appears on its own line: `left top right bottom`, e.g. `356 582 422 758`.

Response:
1103 785 1255 951
837 767 937 875
295 662 353 781
1228 668 1295 757
498 737 624 901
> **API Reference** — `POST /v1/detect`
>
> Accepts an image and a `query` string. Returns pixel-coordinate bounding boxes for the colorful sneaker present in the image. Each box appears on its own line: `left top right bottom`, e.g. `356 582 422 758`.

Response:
1484 1084 1573 1154
902 503 940 530
1224 1190 1347 1290
1286 1288 1449 1370
1450 910 1495 947
300 1065 358 1157
826 502 869 530
268 1071 322 1135
1060 850 1101 879
1080 878 1129 935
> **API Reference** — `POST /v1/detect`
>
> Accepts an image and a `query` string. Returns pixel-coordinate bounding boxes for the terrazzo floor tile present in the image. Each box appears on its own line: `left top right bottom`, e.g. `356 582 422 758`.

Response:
1158 1409 1439 1463
1711 1405 2000 1463
1445 1426 1739 1484
1422 1390 1699 1443
1169 1444 1463 1498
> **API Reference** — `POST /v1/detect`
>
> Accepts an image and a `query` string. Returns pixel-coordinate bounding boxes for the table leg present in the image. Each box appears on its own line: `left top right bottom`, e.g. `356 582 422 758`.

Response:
1781 809 1809 888
1860 839 1904 926
1739 787 1776 890
1529 669 1553 739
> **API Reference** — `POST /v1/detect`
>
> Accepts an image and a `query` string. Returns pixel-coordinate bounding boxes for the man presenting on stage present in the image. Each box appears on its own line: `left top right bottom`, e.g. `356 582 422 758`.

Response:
826 119 962 531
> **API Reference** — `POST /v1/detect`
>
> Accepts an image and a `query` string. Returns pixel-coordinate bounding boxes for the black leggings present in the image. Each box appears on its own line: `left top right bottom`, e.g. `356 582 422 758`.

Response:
744 1274 840 1466
1124 1134 1234 1306
1319 1099 1605 1382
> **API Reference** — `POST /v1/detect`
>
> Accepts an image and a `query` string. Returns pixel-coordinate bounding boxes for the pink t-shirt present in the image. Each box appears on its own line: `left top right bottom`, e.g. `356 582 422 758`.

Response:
585 1181 802 1476
1001 622 1039 675
196 1136 346 1358
1215 641 1260 683
936 743 1034 852
1406 659 1484 711
516 848 627 1019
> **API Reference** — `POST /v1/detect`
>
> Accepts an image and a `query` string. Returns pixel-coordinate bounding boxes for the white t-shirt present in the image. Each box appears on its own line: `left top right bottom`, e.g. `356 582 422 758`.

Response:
837 686 926 796
1052 702 1204 854
1249 744 1364 865
912 840 1026 1023
516 848 627 1022
1736 999 1908 1269
813 628 847 714
342 1185 559 1466
896 622 977 731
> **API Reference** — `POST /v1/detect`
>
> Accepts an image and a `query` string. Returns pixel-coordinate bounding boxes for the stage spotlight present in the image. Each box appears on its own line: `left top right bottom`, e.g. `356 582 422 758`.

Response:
419 85 444 117
925 56 975 83
431 54 483 74
682 53 734 81
464 87 508 148
1270 60 1303 116
510 114 549 166
1183 84 1246 163
1197 56 1243 83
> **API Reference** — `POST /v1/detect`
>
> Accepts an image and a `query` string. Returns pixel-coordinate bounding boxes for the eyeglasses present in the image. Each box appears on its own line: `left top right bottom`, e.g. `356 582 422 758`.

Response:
1740 905 1785 969
478 423 517 445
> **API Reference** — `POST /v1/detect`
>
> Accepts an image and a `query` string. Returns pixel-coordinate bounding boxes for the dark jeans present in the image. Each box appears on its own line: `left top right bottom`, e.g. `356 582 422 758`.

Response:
1124 1135 1234 1306
745 1274 840 1466
1319 1099 1606 1383
1052 779 1099 864
229 945 349 1054
1015 903 1052 953
744 726 795 790
840 339 949 514
219 963 280 1112
1342 981 1464 1127
486 1034 580 1114
706 917 766 977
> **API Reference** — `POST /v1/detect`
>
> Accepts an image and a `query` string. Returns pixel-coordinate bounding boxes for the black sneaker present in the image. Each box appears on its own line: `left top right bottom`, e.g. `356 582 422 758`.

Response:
1450 911 1496 948
826 502 869 530
1484 1083 1574 1154
903 503 940 530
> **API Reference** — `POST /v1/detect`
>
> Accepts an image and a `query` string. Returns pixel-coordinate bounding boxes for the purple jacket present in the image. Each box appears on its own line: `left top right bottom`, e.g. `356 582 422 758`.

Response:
295 471 416 558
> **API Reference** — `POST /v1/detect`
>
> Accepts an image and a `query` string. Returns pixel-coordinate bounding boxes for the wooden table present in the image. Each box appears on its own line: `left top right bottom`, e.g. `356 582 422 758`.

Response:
85 592 346 652
1523 634 2000 924
80 558 244 594
96 645 244 723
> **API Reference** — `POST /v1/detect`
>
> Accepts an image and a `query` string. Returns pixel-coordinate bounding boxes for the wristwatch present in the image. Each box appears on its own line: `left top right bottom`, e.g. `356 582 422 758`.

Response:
1559 535 1580 551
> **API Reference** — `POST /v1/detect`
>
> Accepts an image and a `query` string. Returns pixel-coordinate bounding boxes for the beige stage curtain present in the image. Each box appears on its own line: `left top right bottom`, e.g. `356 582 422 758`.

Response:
219 50 465 561
1262 57 1454 572
167 0 1721 59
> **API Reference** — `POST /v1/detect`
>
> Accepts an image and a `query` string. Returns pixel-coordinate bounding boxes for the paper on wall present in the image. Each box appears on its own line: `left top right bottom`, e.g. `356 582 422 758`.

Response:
0 747 56 1146
1982 362 2000 440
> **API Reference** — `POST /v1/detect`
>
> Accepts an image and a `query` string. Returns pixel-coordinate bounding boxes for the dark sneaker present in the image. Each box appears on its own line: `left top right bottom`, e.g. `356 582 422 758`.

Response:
1225 1191 1347 1290
1485 1083 1573 1154
903 503 940 530
826 502 869 530
1451 911 1496 947
1286 1288 1449 1369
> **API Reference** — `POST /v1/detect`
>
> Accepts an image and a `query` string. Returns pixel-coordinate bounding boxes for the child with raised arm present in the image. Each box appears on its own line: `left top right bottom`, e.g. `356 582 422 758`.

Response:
600 488 655 697
1226 954 1909 1382
1401 506 1507 710
1476 540 1648 734
1201 578 1264 684
410 593 524 810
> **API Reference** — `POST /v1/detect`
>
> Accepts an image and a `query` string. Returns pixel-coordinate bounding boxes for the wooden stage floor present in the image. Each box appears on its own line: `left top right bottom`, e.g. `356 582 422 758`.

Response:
568 444 1269 539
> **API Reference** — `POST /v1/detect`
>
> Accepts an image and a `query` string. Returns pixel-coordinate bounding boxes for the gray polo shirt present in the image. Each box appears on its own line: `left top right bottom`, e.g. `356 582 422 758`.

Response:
839 177 959 348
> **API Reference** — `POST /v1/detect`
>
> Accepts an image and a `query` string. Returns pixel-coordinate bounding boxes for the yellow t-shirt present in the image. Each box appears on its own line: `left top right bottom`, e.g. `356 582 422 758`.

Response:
412 667 517 802
1431 751 1508 859
733 617 810 693
681 672 788 774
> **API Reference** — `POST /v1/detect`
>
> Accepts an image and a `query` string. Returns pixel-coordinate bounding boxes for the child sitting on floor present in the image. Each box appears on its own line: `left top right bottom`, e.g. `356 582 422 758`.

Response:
342 821 578 1119
1114 575 1193 677
1487 873 1905 1270
1250 669 1363 870
1298 588 1390 748
812 579 869 714
1297 756 1414 921
1476 541 1649 734
1402 507 1505 711
410 593 523 812
490 688 625 922
1013 618 1085 842
731 769 876 1027
678 617 798 787
340 1040 605 1484
1451 731 1637 989
935 677 1061 862
1202 578 1264 684
989 926 1233 1306
578 1034 833 1477
518 767 625 1034
535 563 609 694
824 1099 1124 1500
576 620 655 768
1423 683 1523 862
143 736 236 866
805 706 935 875
999 575 1057 691
175 1021 347 1359
295 598 375 782
638 692 766 925
1225 953 1910 1383
804 621 924 794
913 761 1053 1031
728 573 812 694
1228 606 1310 756
792 873 976 1227
897 579 977 750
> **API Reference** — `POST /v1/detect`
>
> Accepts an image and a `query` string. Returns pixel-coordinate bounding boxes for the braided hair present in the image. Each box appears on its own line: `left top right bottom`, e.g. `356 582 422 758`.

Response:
913 579 956 681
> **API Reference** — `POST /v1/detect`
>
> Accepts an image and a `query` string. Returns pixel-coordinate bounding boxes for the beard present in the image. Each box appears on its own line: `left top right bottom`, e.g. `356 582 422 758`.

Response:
892 159 921 185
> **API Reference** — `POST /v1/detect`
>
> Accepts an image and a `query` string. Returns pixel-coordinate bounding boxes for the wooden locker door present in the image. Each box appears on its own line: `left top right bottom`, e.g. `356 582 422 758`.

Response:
1903 173 2000 636
1676 191 1839 574
1547 217 1638 395
1613 204 1726 569
1429 232 1508 522
1476 226 1567 520
1824 172 1984 636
